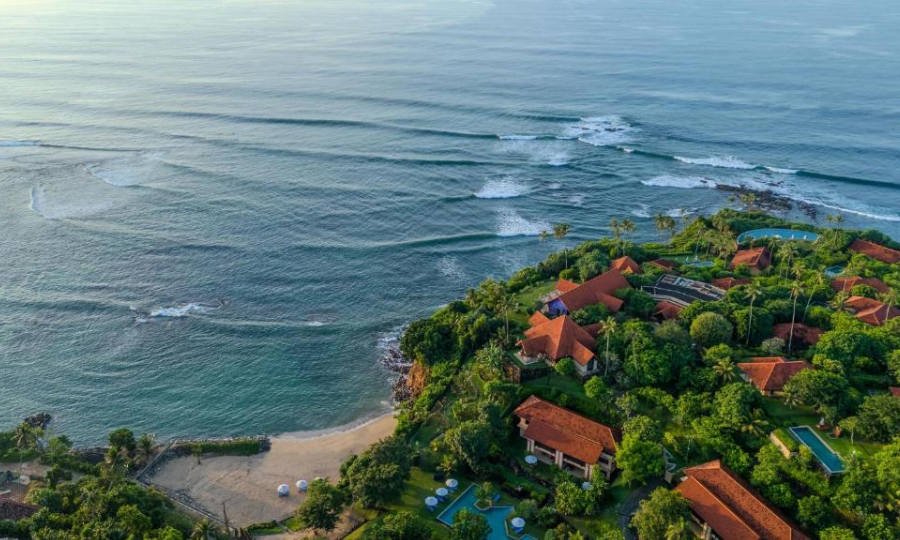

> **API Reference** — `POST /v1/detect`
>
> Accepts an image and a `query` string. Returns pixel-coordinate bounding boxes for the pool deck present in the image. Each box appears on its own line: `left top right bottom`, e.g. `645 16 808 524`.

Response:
436 484 537 540
789 425 845 475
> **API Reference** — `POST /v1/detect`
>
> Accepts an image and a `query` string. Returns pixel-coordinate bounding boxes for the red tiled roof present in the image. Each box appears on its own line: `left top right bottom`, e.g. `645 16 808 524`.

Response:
676 460 810 540
0 498 39 521
845 296 900 326
712 277 751 290
556 268 630 313
514 395 620 463
654 301 683 320
737 357 812 393
555 278 579 294
850 239 900 264
729 247 771 270
649 258 678 271
771 323 823 346
890 387 900 398
831 276 890 295
528 311 551 327
519 315 597 366
611 256 642 275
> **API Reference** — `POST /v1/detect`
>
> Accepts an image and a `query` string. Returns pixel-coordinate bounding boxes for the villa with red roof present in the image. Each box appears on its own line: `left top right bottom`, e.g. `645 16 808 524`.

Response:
712 277 751 290
737 357 812 395
676 460 810 540
544 268 630 317
654 300 683 321
729 247 771 274
649 258 678 272
772 323 822 347
514 395 620 480
611 255 642 275
844 296 899 326
831 276 890 295
849 238 900 264
517 313 600 377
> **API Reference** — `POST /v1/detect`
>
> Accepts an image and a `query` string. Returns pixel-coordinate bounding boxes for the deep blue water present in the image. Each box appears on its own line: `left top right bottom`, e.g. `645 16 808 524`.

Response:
2 0 899 443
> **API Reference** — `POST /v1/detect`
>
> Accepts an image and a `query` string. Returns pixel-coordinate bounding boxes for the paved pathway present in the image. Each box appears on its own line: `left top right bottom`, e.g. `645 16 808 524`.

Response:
617 479 663 540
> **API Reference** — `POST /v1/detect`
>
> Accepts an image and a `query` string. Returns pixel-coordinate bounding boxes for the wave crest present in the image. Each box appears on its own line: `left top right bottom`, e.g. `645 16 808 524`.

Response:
563 116 637 147
674 155 755 170
496 208 550 237
474 177 529 199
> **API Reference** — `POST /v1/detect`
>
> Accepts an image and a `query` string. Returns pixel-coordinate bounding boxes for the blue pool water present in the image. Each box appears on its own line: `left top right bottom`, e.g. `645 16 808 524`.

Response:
790 426 845 474
737 229 820 243
437 486 536 540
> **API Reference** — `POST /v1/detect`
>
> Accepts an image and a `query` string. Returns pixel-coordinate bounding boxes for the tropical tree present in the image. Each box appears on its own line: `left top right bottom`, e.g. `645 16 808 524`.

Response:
609 218 623 256
600 316 618 376
788 281 804 353
744 282 763 346
449 509 490 540
741 409 771 439
190 520 213 540
712 356 737 386
622 219 637 254
839 416 860 445
830 291 849 312
778 243 797 277
882 288 898 317
136 433 156 466
804 268 827 321
13 423 39 472
295 478 345 534
654 213 676 241
631 488 691 540
553 223 571 268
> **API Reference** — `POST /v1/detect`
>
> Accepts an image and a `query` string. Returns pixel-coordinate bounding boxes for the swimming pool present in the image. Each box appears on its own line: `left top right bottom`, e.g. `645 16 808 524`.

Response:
789 426 845 474
436 485 537 540
736 229 820 244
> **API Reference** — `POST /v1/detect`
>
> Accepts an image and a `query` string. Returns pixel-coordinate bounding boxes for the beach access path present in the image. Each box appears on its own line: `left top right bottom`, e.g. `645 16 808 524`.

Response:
147 414 397 528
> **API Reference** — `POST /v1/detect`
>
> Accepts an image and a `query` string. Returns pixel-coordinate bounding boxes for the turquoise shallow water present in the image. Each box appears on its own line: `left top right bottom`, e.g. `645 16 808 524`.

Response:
1 0 900 443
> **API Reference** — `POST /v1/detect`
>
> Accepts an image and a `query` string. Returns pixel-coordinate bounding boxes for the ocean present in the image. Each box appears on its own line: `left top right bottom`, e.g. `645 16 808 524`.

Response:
2 0 899 443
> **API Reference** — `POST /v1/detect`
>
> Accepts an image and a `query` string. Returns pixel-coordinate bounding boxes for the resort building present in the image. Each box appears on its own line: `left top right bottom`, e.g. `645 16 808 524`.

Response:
737 357 812 395
611 255 642 275
643 274 725 308
544 268 630 316
514 396 620 480
831 276 890 295
676 460 810 540
772 323 822 347
649 258 678 272
517 313 600 377
711 277 750 290
849 238 900 264
728 247 772 273
654 301 683 321
844 296 899 326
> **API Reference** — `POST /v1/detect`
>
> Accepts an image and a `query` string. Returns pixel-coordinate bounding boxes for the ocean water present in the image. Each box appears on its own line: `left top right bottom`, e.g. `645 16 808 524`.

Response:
2 0 899 443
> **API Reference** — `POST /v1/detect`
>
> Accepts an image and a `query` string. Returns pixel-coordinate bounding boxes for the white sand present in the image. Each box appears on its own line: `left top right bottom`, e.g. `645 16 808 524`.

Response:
149 414 397 527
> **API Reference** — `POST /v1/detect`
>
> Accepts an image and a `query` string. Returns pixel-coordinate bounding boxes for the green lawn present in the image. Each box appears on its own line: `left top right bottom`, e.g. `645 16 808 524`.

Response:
509 280 557 327
762 398 883 458
386 467 455 538
522 374 588 401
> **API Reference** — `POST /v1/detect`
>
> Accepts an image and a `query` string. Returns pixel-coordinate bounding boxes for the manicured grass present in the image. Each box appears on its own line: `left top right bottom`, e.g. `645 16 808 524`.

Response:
245 521 283 535
386 467 454 538
522 374 588 401
510 280 557 326
762 398 883 458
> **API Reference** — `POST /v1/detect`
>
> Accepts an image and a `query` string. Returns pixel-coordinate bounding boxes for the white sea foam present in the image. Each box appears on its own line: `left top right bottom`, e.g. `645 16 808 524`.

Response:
547 182 562 190
498 134 540 140
83 152 164 186
630 203 651 218
496 208 550 237
563 116 637 147
438 256 467 280
568 194 586 207
764 166 799 174
302 321 326 327
674 155 756 170
667 208 696 218
546 152 570 166
150 303 208 318
641 175 717 189
618 146 635 154
474 177 529 199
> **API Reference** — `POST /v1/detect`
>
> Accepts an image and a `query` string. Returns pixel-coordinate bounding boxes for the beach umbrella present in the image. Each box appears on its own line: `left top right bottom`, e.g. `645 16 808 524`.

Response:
525 455 538 465
581 482 592 491
445 478 458 489
436 487 449 497
296 480 308 492
277 484 290 497
511 517 525 529
425 496 439 507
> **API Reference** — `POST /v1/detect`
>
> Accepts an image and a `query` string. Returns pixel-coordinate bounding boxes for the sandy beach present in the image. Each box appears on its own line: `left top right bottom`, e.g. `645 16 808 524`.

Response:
148 414 397 528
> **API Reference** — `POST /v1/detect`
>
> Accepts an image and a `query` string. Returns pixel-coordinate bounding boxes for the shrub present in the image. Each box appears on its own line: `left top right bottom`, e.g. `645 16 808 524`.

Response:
690 312 733 348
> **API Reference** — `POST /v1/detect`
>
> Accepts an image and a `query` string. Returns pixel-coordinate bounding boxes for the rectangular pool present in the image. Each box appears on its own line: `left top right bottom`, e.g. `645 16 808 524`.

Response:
436 485 537 540
789 426 845 474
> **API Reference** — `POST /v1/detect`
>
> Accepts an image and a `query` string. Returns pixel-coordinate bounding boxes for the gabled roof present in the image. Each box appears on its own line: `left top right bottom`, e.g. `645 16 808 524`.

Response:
676 460 810 540
845 296 900 326
556 268 630 313
649 258 678 271
611 256 642 275
712 277 751 290
528 311 551 327
849 239 900 264
831 276 890 294
514 395 620 463
772 323 823 346
519 315 597 366
654 301 683 320
729 247 771 270
555 278 579 294
0 498 39 521
737 357 811 393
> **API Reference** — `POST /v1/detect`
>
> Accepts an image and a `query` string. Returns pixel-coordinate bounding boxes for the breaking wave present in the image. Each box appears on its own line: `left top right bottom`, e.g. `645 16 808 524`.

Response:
496 208 550 237
562 116 637 147
674 155 755 170
149 303 209 318
474 177 529 199
630 203 651 218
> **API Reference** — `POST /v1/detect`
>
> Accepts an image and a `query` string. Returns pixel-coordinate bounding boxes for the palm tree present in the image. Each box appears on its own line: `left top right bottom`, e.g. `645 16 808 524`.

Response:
621 219 637 254
788 281 804 353
496 294 514 342
741 409 771 439
609 218 622 256
665 518 692 540
803 268 825 322
600 317 618 376
882 287 898 318
830 291 849 312
13 423 37 473
553 223 571 268
712 356 737 385
778 243 797 277
653 213 668 241
783 386 800 409
191 520 213 540
839 417 859 446
136 433 156 467
744 282 763 346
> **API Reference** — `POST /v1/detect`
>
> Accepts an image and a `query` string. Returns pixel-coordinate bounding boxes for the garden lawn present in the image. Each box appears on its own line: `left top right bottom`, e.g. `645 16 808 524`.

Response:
509 280 557 327
762 398 883 458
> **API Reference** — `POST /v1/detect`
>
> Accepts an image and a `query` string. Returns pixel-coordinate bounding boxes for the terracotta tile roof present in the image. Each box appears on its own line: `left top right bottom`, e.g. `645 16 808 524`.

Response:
514 395 620 463
528 311 551 327
890 387 900 398
611 256 642 275
831 276 890 295
737 357 812 393
845 296 900 326
519 315 597 366
729 247 771 270
712 277 751 290
0 498 39 521
555 278 579 294
850 239 900 264
649 258 678 271
772 323 823 345
556 268 630 313
677 460 810 540
654 300 683 320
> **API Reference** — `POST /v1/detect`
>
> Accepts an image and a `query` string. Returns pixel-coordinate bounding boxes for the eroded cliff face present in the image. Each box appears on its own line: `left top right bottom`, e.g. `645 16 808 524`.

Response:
406 362 428 399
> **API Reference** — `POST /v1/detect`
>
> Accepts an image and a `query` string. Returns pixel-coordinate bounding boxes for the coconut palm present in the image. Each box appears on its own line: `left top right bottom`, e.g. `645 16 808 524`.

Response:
778 243 797 277
553 223 571 268
136 433 156 466
882 287 898 318
496 294 514 342
712 356 737 385
653 213 670 241
609 218 622 256
13 423 38 473
788 281 804 353
830 291 849 312
741 409 771 439
191 520 213 540
600 317 618 376
744 282 764 346
621 219 637 254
